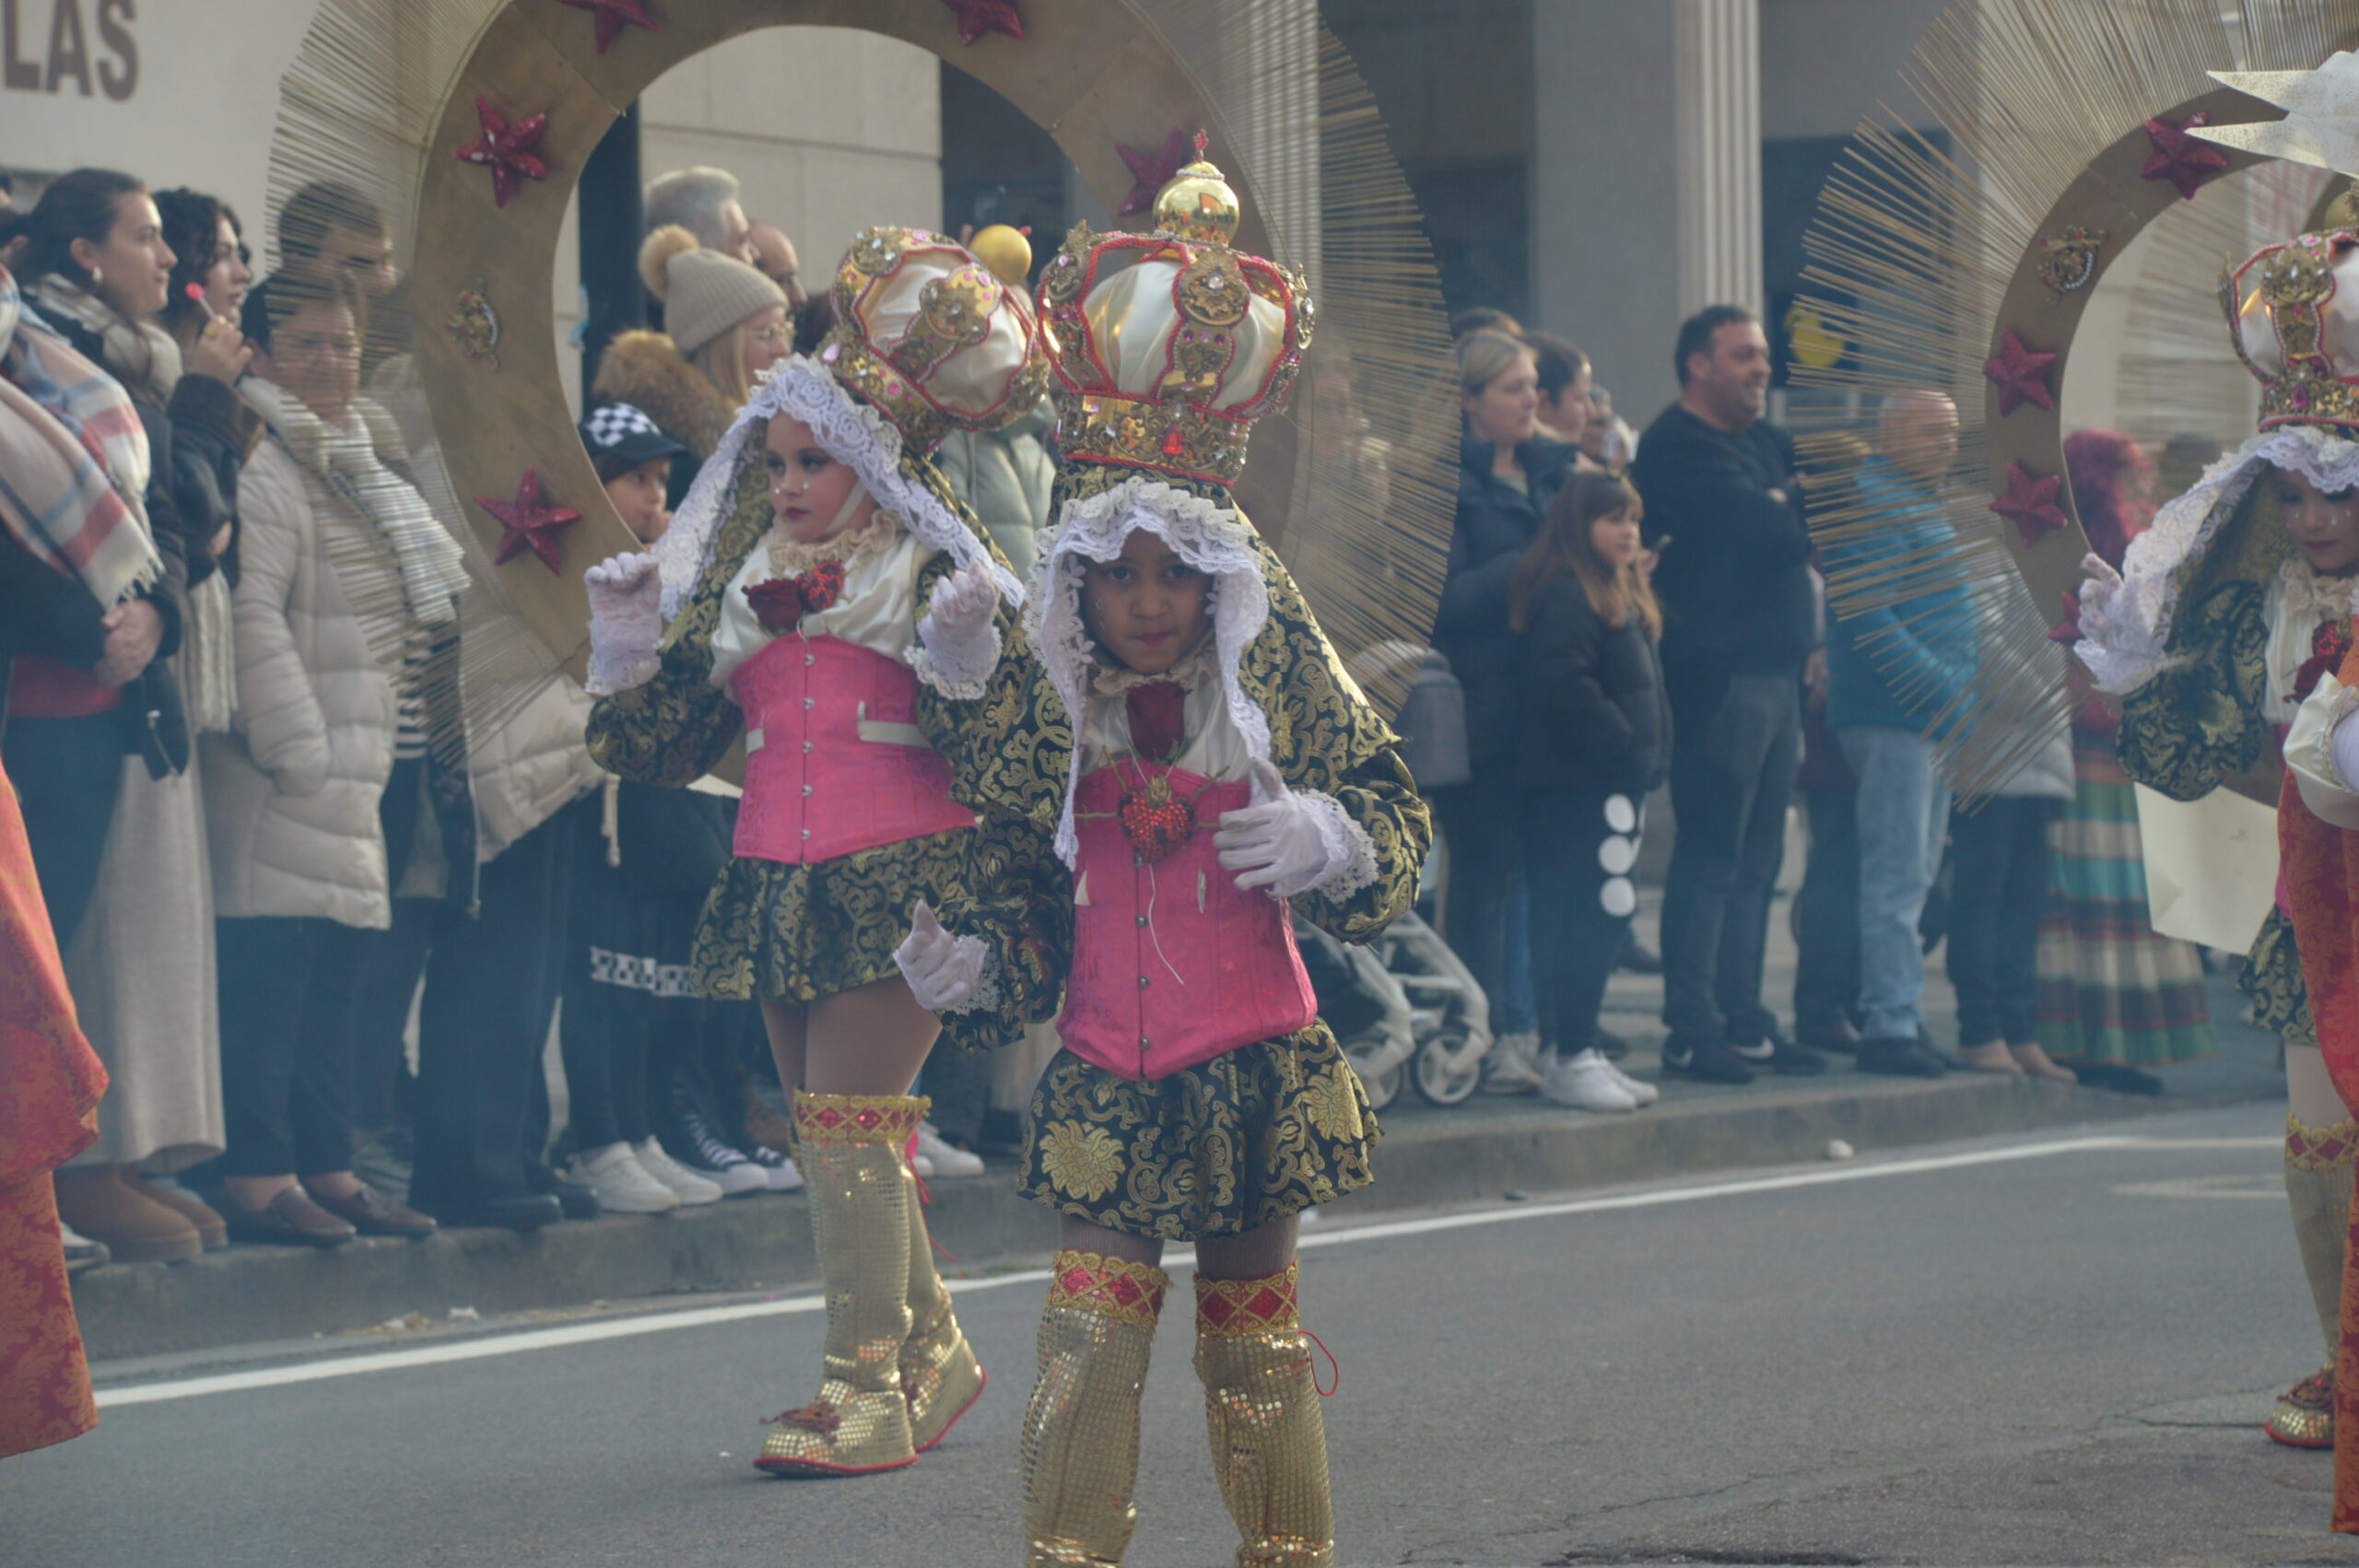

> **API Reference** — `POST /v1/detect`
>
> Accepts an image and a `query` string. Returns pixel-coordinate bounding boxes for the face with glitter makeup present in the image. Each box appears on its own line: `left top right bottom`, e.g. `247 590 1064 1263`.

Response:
1079 530 1212 675
2275 465 2359 578
764 412 876 545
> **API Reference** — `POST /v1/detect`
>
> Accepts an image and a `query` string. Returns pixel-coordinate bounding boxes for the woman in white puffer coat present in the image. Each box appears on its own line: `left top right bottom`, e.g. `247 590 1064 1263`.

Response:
203 271 451 1246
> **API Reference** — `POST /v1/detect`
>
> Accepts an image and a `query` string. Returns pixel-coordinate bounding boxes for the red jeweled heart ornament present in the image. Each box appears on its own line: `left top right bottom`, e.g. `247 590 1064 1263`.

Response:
2295 616 2357 703
1118 773 1196 862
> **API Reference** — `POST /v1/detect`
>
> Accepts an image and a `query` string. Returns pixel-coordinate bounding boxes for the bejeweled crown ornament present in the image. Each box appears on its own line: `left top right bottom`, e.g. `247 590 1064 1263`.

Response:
823 225 1050 454
1037 134 1313 489
2224 228 2359 432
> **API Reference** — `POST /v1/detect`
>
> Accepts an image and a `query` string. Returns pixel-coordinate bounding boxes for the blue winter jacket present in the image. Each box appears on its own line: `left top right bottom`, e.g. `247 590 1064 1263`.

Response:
1823 457 1978 736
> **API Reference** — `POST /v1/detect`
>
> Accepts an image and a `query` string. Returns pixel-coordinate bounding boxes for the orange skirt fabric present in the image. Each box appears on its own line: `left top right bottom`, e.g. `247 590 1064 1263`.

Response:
0 755 108 1460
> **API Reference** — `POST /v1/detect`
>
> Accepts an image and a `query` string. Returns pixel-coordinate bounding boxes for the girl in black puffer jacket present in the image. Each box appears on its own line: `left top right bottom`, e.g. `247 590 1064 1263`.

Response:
1510 472 1671 1112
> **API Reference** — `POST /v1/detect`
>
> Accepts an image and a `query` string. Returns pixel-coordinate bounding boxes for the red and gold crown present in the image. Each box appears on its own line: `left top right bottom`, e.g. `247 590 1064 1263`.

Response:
1036 135 1313 489
2224 228 2359 432
823 225 1050 454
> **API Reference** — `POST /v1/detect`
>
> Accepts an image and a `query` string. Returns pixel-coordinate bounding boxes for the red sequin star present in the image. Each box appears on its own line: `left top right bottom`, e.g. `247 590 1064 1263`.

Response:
2048 591 2083 644
1989 462 2070 549
937 0 1023 45
452 97 549 209
2141 110 2230 202
1982 329 2059 417
478 467 581 572
555 0 658 53
1116 127 1195 216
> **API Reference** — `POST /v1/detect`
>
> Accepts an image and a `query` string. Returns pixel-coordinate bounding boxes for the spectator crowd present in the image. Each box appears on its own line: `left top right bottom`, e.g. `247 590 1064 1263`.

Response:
0 149 2216 1281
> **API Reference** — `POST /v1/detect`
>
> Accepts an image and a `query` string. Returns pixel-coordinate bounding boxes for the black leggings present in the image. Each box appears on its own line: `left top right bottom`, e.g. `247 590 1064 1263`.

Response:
1523 787 1645 1059
1434 769 1520 1028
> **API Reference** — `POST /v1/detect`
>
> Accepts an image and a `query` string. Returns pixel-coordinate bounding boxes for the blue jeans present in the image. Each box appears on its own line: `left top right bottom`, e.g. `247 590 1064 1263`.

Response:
1496 870 1537 1036
1837 725 1950 1041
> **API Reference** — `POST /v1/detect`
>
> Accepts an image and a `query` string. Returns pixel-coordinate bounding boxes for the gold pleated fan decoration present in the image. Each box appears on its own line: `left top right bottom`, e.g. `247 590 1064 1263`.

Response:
1792 0 2356 800
262 0 1457 752
266 0 573 762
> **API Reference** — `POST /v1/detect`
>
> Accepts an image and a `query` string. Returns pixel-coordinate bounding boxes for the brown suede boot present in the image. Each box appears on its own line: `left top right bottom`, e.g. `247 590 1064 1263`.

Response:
122 1172 227 1250
54 1165 204 1262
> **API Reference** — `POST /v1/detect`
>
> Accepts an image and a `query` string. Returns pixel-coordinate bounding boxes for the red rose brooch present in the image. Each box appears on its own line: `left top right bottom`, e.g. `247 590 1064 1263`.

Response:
746 561 847 630
2295 617 2357 703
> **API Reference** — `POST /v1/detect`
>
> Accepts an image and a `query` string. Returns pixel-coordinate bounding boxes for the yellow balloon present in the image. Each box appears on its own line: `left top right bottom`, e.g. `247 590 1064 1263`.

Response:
970 224 1033 287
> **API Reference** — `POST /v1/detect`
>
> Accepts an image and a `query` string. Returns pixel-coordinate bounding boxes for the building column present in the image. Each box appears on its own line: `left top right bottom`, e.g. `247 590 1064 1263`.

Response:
1674 0 1763 317
1532 0 1761 415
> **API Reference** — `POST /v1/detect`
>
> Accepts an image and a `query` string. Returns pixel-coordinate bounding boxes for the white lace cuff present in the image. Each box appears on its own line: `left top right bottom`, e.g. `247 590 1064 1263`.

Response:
585 645 661 697
910 615 1001 700
2289 674 2359 831
1272 790 1379 903
939 937 1001 1016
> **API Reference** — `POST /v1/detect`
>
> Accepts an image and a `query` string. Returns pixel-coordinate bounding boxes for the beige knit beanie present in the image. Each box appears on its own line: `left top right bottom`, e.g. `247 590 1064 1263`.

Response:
639 224 787 357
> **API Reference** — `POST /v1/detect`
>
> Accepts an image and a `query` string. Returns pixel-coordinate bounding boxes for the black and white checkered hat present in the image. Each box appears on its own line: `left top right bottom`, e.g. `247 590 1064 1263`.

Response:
580 401 689 468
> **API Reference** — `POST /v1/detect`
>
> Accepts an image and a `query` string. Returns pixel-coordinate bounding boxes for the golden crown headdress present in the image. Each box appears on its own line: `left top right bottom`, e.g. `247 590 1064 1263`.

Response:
822 225 1050 454
2224 228 2359 433
1036 135 1313 489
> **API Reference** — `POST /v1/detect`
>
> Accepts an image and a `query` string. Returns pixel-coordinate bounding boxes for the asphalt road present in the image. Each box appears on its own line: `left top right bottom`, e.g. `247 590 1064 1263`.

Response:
14 1102 2359 1568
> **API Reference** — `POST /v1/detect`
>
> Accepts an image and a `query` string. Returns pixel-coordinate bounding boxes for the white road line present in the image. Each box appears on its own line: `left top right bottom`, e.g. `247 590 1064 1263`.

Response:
94 1128 2250 1409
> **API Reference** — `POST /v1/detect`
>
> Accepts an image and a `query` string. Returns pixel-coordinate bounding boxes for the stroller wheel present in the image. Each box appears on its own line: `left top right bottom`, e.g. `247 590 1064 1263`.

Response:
1411 1030 1484 1107
1343 1033 1405 1112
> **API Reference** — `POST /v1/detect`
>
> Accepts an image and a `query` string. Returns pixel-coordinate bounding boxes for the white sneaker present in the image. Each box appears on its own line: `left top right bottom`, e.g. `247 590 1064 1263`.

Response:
569 1141 681 1213
745 1141 804 1192
633 1137 725 1205
1602 1060 1661 1106
910 1148 937 1179
1483 1030 1545 1094
1540 1048 1639 1112
915 1120 986 1178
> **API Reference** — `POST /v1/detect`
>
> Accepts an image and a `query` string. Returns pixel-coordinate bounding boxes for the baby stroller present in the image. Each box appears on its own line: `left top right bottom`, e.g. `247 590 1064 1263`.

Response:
1297 912 1491 1111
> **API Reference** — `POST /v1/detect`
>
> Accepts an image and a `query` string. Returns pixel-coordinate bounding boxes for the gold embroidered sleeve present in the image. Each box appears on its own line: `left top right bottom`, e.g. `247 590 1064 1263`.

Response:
2115 579 2271 802
1290 744 1431 943
937 805 1073 1054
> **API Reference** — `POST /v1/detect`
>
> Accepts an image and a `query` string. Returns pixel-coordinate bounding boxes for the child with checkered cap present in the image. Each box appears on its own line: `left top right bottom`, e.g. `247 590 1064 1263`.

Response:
581 402 687 544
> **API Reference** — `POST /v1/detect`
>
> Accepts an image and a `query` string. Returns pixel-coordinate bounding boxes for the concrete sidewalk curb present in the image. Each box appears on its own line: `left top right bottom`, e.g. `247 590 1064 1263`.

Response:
72 1072 2250 1361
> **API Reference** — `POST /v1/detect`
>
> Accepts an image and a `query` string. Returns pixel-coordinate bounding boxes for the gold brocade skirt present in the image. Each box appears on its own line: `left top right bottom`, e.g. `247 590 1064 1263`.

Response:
2245 905 2318 1048
689 829 972 1004
1019 1021 1378 1242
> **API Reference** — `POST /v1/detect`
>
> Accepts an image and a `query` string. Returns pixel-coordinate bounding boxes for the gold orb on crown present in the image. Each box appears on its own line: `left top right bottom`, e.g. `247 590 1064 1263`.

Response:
1154 134 1241 246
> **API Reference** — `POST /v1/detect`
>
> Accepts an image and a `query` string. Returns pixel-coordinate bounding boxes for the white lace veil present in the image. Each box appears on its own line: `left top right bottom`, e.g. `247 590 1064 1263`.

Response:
1028 476 1272 867
2078 422 2359 695
646 354 1021 624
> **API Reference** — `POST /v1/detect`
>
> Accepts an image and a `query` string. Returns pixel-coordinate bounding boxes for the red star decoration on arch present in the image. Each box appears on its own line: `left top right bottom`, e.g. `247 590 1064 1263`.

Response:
1990 462 2070 549
1982 329 2059 416
556 0 659 54
1116 127 1196 216
2141 110 2230 202
2048 591 2083 644
478 467 581 573
453 97 550 209
938 0 1023 45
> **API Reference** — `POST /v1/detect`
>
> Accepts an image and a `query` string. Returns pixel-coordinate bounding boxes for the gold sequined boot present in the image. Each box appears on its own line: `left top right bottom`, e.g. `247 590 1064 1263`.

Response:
1193 1263 1336 1568
755 1091 925 1476
1022 1249 1171 1566
898 1155 986 1450
2271 1114 2356 1449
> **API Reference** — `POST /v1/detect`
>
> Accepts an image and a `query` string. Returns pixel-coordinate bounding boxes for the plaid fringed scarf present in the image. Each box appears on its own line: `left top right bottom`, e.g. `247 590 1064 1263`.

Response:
0 264 161 608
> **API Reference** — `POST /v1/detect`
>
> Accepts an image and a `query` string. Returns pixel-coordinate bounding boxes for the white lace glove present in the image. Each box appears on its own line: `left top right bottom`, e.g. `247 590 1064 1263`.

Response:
584 551 663 696
1214 758 1373 898
2073 552 2125 649
895 899 989 1012
913 560 1002 697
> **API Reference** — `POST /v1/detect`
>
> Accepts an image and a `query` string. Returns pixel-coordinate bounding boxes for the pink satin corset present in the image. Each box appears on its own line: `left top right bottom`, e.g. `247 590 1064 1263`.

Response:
728 634 975 865
1060 761 1319 1082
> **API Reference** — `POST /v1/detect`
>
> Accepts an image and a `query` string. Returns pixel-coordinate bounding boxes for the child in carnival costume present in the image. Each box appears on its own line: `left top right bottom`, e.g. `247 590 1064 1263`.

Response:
891 145 1433 1567
581 228 1049 1477
2076 226 2359 1460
